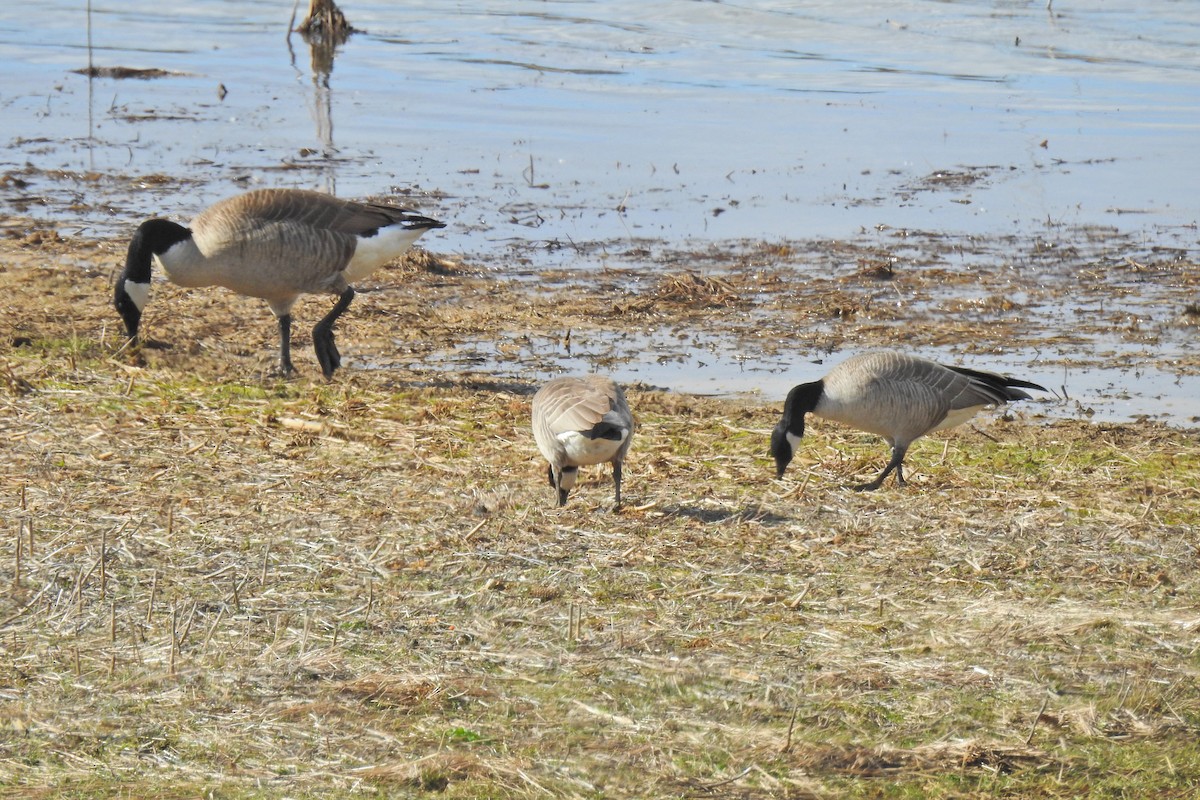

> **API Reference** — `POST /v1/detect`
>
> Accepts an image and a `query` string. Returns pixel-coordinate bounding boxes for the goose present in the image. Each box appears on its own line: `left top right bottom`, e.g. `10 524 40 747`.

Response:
532 375 634 509
771 350 1047 490
113 188 445 378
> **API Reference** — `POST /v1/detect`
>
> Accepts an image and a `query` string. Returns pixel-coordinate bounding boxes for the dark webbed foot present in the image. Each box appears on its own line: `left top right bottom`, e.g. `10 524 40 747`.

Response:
312 288 354 379
313 328 341 379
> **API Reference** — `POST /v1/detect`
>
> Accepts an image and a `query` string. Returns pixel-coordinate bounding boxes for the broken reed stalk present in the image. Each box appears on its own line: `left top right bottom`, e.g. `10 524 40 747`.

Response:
75 565 85 617
1026 694 1052 745
146 569 158 623
782 707 799 754
13 521 21 587
201 606 225 656
260 540 271 585
169 601 178 677
100 528 107 600
109 601 117 676
567 603 581 643
176 603 196 648
299 0 352 39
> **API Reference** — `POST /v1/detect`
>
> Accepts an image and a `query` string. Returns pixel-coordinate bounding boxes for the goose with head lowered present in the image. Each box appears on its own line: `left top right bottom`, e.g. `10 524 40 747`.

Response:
771 350 1048 490
532 375 634 510
114 188 445 378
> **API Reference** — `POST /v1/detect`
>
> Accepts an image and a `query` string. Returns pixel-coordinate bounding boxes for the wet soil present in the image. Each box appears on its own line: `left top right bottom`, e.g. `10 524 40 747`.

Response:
1 169 1198 425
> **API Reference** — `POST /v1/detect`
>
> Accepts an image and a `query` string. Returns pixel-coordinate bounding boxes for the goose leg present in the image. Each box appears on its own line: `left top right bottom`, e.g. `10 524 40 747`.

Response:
312 287 355 379
556 466 576 507
548 464 569 507
854 444 908 491
277 314 296 376
611 461 623 512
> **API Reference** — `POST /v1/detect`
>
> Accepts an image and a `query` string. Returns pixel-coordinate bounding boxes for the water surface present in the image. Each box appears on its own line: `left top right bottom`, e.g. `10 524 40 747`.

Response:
1 0 1197 421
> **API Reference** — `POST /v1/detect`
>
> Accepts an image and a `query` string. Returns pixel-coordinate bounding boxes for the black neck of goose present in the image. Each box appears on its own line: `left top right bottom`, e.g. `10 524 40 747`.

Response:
122 218 191 283
781 380 824 435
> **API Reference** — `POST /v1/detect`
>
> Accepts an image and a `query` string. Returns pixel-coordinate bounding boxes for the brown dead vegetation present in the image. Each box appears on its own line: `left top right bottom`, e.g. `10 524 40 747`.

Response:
0 225 1198 798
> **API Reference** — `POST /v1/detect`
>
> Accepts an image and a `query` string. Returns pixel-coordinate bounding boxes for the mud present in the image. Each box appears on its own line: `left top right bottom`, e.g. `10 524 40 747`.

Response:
2 169 1197 425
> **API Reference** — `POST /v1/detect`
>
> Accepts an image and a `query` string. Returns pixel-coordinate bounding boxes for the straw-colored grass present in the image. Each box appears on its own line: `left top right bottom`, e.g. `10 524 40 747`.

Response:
0 228 1198 799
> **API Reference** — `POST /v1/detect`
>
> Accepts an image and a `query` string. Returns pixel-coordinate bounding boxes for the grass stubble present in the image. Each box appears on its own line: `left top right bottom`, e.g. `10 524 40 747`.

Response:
0 222 1198 799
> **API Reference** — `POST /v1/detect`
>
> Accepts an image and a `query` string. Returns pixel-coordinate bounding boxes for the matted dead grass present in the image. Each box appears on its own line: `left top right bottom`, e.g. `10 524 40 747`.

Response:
0 228 1199 798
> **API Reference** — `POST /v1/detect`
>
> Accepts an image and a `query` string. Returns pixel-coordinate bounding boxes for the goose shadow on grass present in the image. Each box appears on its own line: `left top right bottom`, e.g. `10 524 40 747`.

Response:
650 503 792 526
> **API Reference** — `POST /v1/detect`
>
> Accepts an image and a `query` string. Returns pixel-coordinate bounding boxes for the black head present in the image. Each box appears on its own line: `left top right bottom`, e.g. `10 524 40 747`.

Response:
770 417 803 478
114 283 142 340
115 217 190 344
771 380 822 478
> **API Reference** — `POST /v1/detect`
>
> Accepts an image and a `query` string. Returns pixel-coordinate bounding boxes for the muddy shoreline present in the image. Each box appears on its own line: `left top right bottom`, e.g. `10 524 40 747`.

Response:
2 169 1197 426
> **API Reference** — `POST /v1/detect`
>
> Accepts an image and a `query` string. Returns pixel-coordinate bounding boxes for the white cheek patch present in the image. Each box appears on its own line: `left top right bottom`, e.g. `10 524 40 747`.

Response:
124 280 151 311
786 431 803 451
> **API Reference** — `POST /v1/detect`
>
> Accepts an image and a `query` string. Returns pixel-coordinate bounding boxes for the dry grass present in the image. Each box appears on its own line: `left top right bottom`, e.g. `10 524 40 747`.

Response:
1 228 1199 799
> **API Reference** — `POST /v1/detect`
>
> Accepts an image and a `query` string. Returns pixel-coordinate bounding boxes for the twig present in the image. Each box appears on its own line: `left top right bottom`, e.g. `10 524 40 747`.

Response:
146 569 158 623
200 606 225 656
169 601 178 677
781 707 798 753
462 518 488 542
261 540 272 585
1025 694 1051 745
287 0 301 37
13 521 22 587
99 528 107 600
696 765 754 790
109 602 117 676
176 602 197 647
969 424 1001 443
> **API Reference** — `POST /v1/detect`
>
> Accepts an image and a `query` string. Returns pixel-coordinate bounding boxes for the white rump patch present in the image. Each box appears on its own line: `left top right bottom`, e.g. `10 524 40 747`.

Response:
558 430 627 466
124 280 151 311
344 225 427 283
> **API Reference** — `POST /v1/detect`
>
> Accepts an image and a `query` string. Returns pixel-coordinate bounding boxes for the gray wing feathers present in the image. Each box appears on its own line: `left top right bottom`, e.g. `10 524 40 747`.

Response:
827 351 1029 444
195 191 357 256
209 189 419 235
842 352 1021 410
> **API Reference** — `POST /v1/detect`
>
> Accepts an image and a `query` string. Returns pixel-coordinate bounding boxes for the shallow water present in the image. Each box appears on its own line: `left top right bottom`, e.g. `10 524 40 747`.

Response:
1 0 1198 421
380 328 1200 426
